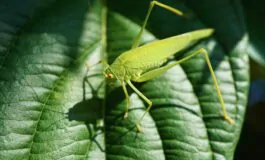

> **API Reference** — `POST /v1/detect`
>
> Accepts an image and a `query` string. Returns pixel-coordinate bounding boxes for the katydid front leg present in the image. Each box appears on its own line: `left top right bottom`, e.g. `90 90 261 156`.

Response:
121 81 130 119
126 80 152 132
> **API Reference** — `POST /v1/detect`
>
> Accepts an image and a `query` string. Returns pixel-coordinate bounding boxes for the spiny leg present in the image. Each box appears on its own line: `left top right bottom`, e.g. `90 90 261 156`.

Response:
121 81 130 119
131 0 183 49
126 80 152 132
132 48 234 124
166 48 234 124
195 49 235 124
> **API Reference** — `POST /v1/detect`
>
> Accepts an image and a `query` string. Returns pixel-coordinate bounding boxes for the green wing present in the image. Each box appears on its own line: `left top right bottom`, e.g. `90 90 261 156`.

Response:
118 29 214 69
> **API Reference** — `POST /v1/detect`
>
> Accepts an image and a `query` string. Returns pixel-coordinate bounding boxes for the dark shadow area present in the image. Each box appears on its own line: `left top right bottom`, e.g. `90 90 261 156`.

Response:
68 72 104 122
235 102 265 160
68 72 105 152
234 0 265 159
68 98 103 124
107 0 200 38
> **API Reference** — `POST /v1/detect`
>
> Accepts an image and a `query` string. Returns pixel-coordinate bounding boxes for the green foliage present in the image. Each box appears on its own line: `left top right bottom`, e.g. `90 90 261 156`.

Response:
0 0 249 159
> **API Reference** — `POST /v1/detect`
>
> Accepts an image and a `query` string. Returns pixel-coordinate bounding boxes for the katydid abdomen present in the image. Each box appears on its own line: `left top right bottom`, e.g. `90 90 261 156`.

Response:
109 29 214 82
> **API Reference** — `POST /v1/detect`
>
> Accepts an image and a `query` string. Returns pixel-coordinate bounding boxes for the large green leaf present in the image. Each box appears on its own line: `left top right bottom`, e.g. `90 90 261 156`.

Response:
0 0 249 160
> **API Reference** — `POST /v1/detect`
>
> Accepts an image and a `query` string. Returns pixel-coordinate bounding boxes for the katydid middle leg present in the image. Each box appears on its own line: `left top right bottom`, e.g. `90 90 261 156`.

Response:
126 80 152 132
131 0 183 49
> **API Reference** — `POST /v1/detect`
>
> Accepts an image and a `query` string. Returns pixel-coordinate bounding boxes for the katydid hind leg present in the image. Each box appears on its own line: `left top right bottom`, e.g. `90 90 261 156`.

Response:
132 47 220 82
134 48 234 125
198 49 234 124
175 48 234 124
131 1 183 49
126 80 152 132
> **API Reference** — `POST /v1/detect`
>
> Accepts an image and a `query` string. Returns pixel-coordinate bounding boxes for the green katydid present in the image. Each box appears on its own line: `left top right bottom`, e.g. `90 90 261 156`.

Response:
101 0 234 132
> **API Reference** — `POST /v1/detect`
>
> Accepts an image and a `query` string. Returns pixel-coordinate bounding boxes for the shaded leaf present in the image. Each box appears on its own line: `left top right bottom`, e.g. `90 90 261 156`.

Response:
242 0 265 67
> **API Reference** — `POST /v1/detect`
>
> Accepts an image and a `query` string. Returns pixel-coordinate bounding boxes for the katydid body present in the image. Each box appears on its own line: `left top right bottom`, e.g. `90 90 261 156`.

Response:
102 1 234 132
107 29 213 83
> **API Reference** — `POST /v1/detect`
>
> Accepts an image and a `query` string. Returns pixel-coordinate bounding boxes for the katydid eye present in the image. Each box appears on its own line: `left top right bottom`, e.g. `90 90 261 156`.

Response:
105 73 114 78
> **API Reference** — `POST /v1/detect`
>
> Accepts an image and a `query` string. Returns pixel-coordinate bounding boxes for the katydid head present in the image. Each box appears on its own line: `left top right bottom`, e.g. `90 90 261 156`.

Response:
103 67 121 88
103 67 115 79
104 72 114 79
